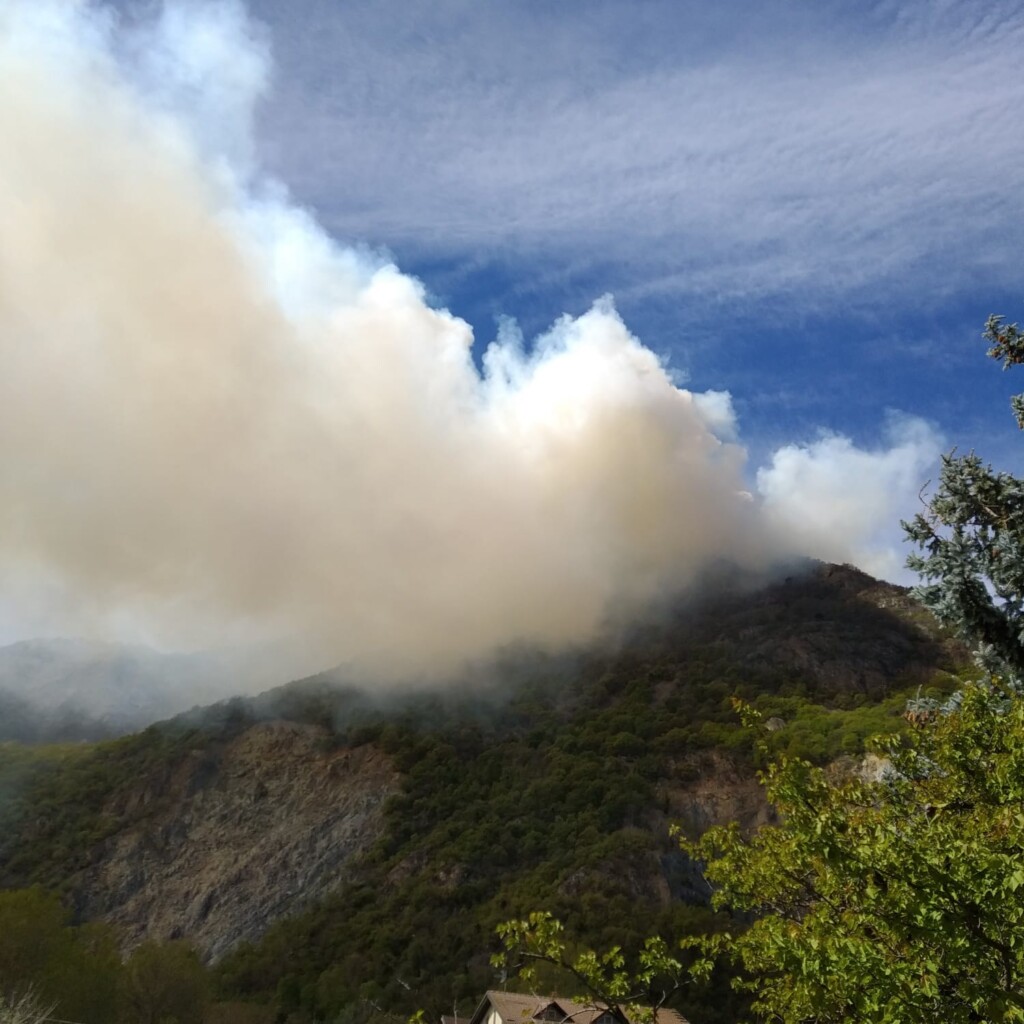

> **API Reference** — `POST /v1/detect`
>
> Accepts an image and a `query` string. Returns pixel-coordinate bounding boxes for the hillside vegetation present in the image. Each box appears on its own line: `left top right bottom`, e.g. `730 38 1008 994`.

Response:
0 563 965 1024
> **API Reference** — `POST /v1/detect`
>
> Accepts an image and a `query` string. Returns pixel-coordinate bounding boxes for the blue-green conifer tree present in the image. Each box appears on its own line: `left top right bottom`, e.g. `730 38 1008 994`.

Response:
903 315 1024 691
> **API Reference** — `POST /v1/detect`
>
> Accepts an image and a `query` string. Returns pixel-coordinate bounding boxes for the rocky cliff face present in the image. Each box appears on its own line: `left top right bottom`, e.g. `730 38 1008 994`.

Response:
72 721 398 960
65 727 774 959
663 752 776 837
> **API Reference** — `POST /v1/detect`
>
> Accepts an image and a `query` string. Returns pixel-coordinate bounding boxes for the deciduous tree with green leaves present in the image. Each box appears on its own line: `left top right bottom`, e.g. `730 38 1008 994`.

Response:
677 317 1024 1022
120 940 209 1024
683 689 1024 1023
492 911 724 1024
0 888 121 1024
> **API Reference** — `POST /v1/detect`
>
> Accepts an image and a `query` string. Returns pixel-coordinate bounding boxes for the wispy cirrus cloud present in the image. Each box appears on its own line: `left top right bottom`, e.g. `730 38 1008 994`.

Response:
247 0 1024 309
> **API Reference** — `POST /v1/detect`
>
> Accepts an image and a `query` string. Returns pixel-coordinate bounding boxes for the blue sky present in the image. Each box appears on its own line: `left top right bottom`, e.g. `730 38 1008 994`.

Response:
245 0 1024 470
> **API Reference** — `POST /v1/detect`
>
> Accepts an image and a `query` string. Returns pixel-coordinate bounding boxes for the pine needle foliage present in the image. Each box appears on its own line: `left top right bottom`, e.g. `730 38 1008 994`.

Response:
903 314 1024 688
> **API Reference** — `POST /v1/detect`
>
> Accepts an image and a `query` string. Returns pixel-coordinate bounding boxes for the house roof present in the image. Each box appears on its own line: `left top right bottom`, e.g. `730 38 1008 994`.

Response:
469 990 688 1024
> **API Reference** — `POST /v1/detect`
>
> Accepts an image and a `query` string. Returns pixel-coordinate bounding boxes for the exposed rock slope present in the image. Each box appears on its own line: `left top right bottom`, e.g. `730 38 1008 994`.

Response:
73 721 398 959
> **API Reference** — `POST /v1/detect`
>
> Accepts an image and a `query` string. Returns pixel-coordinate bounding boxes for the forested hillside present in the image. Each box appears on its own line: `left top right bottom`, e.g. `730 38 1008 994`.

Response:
0 563 966 1024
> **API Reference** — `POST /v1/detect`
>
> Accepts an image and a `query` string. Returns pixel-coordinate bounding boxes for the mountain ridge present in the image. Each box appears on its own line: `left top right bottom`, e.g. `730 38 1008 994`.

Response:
0 561 968 1024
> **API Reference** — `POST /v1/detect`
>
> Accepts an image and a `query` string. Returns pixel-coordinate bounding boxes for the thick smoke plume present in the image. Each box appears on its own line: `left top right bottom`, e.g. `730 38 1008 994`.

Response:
0 1 940 682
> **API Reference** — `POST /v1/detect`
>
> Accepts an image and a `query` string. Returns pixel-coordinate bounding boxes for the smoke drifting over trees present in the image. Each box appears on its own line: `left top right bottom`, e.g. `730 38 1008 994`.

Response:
0 1 941 683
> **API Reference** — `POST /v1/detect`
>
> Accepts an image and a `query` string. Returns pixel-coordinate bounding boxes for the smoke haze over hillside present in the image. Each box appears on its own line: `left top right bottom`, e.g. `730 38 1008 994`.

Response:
0 1 942 683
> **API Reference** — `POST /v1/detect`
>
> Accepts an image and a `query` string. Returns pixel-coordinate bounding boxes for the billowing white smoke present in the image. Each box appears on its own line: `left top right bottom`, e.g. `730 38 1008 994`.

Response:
757 415 943 582
0 1 941 681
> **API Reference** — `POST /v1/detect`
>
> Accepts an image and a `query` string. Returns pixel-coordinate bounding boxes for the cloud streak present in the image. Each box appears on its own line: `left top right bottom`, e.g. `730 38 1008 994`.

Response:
250 0 1024 309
